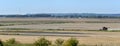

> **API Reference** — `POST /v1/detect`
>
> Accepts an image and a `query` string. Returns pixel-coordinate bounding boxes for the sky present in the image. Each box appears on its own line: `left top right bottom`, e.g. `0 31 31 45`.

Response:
0 0 120 14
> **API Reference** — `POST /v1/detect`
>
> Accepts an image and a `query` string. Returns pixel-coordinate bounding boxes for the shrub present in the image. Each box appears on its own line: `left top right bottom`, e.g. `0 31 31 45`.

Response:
0 40 3 46
6 38 18 44
55 38 64 46
34 38 51 46
63 38 79 46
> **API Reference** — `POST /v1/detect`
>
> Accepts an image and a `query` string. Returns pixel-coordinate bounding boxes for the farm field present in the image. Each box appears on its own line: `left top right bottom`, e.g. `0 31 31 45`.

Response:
0 18 120 46
0 23 120 31
0 18 120 31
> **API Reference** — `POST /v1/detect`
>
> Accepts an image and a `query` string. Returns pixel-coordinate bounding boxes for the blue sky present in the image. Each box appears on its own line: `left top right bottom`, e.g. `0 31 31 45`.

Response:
0 0 120 14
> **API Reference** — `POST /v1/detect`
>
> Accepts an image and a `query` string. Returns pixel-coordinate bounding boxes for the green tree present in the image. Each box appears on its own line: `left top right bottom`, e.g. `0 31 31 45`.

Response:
55 38 64 46
34 38 51 46
63 38 79 46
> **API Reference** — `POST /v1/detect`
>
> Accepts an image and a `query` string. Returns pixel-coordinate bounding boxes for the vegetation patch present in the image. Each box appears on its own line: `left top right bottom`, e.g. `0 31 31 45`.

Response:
0 28 31 30
0 37 119 46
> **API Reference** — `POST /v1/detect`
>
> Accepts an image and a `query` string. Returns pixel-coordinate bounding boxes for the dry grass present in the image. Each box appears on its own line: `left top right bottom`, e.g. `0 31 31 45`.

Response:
0 35 120 45
1 31 120 45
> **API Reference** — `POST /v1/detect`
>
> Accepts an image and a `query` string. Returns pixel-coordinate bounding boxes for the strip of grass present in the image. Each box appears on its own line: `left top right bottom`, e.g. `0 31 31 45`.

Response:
0 28 31 30
0 21 73 26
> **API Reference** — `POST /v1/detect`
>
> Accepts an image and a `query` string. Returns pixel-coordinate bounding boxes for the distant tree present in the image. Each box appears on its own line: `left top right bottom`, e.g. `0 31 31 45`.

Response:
34 38 51 46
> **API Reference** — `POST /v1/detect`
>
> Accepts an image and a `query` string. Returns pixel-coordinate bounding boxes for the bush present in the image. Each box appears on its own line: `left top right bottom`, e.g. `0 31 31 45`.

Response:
4 38 20 46
6 38 18 44
55 38 64 46
63 38 79 46
0 40 3 46
34 38 51 46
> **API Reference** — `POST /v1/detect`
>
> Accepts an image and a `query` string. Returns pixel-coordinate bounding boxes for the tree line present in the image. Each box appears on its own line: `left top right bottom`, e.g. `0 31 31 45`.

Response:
0 13 120 18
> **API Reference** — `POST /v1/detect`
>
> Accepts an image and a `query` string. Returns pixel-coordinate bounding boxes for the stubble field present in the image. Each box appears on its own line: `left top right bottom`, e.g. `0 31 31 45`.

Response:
0 18 120 46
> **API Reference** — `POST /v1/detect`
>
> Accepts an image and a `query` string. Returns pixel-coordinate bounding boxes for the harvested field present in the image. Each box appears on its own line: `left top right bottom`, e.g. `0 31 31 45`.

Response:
0 18 120 31
0 23 120 30
0 18 120 30
0 18 120 46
